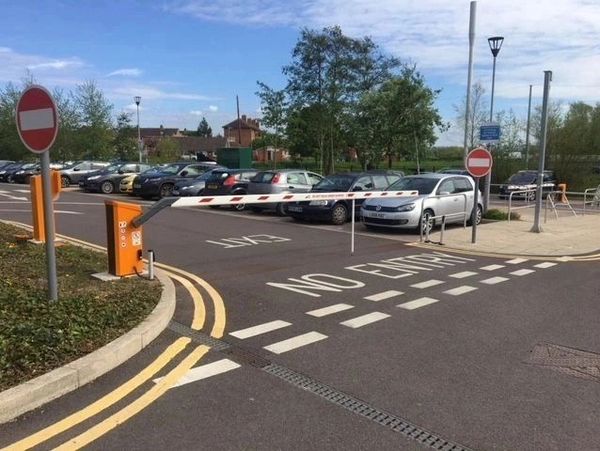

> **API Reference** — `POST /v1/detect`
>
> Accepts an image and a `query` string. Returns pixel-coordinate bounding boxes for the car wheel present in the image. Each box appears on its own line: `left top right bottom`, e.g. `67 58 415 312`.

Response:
231 203 246 211
526 191 536 202
101 180 115 194
419 209 435 233
468 205 483 226
250 206 262 213
159 183 174 198
331 203 348 225
275 203 286 216
61 176 70 188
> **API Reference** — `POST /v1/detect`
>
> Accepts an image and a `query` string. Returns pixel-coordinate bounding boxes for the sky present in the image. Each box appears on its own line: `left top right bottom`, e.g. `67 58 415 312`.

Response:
1 0 599 146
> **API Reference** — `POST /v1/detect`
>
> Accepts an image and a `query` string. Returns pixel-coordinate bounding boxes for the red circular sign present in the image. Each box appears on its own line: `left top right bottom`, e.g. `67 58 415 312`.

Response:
465 147 493 178
16 85 59 154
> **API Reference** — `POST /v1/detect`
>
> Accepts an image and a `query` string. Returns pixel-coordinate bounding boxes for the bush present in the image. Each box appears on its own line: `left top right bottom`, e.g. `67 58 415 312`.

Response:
484 209 520 221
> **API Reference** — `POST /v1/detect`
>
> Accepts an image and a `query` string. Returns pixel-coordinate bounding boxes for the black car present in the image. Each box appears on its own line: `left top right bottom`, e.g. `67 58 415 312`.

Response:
202 169 258 211
0 160 15 169
173 167 226 196
286 170 404 225
499 170 557 201
81 163 152 194
0 162 27 183
132 162 218 199
11 163 41 184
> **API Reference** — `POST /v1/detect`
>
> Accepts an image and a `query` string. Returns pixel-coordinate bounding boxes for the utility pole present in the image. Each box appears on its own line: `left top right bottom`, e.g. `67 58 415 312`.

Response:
525 84 533 169
463 1 477 162
236 95 242 145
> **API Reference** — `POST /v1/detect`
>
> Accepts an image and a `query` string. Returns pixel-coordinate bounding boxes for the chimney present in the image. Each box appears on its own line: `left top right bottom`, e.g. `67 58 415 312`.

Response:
241 114 247 122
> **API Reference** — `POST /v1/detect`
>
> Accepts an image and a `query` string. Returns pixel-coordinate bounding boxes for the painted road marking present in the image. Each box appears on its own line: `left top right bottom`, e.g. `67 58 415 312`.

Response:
340 312 390 329
14 189 30 193
534 262 557 269
167 273 205 331
506 258 528 264
307 303 354 317
510 269 535 276
480 264 505 271
206 234 291 249
230 320 291 339
443 285 478 296
411 279 444 289
449 271 478 279
398 297 439 310
264 332 327 354
364 290 404 302
153 359 240 388
480 276 509 285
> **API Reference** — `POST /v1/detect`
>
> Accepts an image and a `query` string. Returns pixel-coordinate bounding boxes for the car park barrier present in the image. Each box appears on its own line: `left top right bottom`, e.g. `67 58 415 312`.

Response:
105 200 144 277
419 193 469 244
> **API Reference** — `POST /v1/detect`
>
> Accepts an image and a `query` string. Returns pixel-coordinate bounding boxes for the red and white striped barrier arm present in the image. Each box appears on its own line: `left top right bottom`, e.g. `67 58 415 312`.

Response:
170 190 419 208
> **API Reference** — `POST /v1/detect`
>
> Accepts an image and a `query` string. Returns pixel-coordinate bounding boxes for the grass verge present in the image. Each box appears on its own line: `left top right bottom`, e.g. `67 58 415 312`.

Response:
484 208 521 221
0 222 161 391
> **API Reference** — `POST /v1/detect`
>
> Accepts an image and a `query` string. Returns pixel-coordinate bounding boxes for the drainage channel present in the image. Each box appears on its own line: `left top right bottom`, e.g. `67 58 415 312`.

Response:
168 320 473 451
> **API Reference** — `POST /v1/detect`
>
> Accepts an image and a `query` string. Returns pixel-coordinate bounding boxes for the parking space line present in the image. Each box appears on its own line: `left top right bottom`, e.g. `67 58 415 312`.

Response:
410 279 444 289
230 320 291 339
480 276 509 285
449 271 478 279
364 290 404 302
443 285 478 296
153 359 240 388
264 332 327 354
307 303 354 317
397 297 439 310
534 262 557 269
506 258 528 264
340 312 390 329
510 269 536 276
480 264 505 271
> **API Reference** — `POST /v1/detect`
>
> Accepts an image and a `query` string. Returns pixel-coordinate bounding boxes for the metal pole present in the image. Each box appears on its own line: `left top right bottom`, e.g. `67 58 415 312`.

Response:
525 84 533 169
148 250 155 280
236 95 242 145
351 199 355 255
471 177 479 243
41 151 58 301
489 57 497 123
136 103 141 163
483 55 497 213
463 1 477 162
531 71 552 233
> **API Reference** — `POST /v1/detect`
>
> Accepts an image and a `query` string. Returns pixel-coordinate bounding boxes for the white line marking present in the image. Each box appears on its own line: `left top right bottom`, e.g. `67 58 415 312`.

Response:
506 258 528 264
0 193 28 201
480 264 505 271
364 290 404 302
480 276 509 285
444 285 478 296
153 359 240 388
340 312 390 328
449 271 478 279
398 297 439 310
410 279 444 289
14 189 30 193
19 108 54 130
510 269 535 276
534 262 557 269
264 332 327 354
229 320 291 339
306 303 354 317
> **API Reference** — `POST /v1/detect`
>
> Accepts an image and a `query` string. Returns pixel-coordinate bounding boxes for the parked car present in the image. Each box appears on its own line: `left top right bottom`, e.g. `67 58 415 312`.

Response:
81 163 153 194
60 161 110 187
286 170 404 225
0 160 15 169
361 173 482 231
172 167 226 197
247 169 324 215
12 163 41 184
498 170 557 201
202 168 259 211
119 173 137 194
437 168 473 178
132 162 218 199
0 162 27 183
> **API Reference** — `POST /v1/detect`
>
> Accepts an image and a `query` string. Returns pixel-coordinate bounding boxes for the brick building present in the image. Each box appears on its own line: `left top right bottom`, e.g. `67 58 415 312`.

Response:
222 115 262 147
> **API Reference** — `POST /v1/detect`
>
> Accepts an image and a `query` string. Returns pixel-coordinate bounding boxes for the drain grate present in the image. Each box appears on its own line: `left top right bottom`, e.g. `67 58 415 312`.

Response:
528 342 600 382
264 363 472 451
168 321 231 351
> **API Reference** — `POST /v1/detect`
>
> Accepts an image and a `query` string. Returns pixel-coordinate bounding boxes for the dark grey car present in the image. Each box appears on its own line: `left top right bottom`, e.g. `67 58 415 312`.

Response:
60 161 110 187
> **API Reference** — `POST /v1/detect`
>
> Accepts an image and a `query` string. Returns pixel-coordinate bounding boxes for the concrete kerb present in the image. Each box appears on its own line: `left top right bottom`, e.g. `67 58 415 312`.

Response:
0 267 176 424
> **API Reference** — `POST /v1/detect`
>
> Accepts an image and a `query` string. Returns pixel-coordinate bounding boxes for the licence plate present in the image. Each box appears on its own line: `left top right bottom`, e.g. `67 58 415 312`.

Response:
365 211 386 218
133 184 141 189
287 206 302 212
207 184 218 189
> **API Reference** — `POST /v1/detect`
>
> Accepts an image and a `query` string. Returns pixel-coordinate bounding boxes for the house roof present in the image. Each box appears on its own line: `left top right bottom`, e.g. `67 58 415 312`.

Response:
140 127 180 138
222 117 261 132
175 136 233 153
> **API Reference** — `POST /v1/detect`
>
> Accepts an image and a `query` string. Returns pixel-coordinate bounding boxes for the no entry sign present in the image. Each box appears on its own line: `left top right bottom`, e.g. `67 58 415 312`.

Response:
466 147 493 178
16 85 59 154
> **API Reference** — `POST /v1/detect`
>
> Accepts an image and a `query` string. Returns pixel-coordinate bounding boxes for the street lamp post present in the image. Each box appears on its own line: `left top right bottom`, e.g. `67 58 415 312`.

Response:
134 96 142 163
483 36 504 213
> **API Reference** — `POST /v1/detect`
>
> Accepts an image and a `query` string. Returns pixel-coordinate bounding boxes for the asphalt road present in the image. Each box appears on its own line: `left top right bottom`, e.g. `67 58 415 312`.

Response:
1 183 600 450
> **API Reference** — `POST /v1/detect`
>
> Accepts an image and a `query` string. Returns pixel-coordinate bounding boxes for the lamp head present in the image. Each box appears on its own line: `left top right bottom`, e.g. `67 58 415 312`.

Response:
134 96 141 106
488 36 504 57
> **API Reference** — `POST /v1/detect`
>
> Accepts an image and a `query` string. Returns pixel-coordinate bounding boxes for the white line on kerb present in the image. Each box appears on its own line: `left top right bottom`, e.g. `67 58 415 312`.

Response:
443 286 478 296
264 332 327 354
153 359 240 388
229 320 291 339
340 312 390 328
410 279 444 289
364 290 403 302
306 303 354 317
397 297 439 310
19 108 54 131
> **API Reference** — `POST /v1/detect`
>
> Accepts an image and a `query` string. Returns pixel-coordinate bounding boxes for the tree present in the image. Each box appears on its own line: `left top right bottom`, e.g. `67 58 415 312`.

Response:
197 117 212 138
51 88 80 162
256 82 287 168
73 81 114 159
113 112 137 161
0 82 27 161
155 137 180 163
454 81 488 149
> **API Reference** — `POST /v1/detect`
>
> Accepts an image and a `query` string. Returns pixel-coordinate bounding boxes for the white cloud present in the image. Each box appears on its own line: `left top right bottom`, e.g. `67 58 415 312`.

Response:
190 110 204 116
112 86 215 101
208 105 218 111
107 68 143 77
0 47 86 84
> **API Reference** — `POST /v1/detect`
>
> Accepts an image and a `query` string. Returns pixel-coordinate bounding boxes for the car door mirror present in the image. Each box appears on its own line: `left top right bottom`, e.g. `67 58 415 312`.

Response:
180 170 188 177
439 191 450 196
73 167 80 171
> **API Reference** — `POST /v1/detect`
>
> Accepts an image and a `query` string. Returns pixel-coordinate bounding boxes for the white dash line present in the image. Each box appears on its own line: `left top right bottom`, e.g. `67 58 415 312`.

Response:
443 285 478 296
229 320 291 339
340 312 390 329
506 258 528 264
264 332 327 354
510 269 535 276
307 303 354 317
14 189 30 193
449 271 478 279
480 276 509 285
480 264 505 271
398 297 439 310
364 290 404 302
154 359 240 388
534 262 557 269
410 279 444 289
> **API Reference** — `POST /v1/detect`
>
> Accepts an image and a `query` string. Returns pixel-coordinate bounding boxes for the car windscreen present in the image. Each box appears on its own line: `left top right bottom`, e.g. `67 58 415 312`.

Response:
387 177 438 194
508 173 536 184
206 171 231 182
21 163 37 170
194 170 218 181
159 164 187 175
313 175 355 192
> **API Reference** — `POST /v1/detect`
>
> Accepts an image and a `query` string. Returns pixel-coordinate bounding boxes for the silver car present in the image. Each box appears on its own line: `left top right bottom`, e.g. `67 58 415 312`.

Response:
361 173 482 231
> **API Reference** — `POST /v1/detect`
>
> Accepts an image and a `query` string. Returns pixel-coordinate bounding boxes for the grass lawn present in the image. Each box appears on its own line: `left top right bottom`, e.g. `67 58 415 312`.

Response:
0 222 161 391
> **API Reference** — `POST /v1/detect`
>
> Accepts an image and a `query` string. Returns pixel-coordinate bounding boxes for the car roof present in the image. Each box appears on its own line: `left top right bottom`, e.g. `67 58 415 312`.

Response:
403 173 463 180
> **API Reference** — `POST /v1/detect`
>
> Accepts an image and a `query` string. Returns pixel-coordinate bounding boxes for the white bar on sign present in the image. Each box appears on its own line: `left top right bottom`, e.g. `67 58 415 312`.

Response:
19 108 54 131
229 320 291 339
468 158 491 168
264 331 327 354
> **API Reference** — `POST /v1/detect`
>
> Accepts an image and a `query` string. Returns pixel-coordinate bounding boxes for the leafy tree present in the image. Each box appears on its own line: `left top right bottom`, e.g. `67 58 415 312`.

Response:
113 112 138 161
0 82 26 161
51 88 80 162
256 82 287 168
72 81 114 159
197 117 212 138
155 137 180 163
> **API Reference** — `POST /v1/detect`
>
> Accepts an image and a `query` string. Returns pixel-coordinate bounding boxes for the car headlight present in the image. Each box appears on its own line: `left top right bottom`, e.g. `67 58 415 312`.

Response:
16 171 24 174
394 203 416 212
309 200 329 206
87 175 101 180
0 171 5 174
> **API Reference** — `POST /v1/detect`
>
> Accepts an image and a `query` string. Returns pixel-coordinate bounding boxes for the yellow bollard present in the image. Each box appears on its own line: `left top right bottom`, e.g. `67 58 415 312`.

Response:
30 171 62 242
558 183 567 203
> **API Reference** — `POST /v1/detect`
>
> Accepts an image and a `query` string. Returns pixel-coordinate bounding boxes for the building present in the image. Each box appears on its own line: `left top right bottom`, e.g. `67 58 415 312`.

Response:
222 115 262 147
140 125 233 160
253 146 290 163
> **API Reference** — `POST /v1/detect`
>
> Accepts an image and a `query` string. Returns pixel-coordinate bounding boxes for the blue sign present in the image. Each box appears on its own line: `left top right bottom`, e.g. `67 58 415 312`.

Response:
480 124 501 142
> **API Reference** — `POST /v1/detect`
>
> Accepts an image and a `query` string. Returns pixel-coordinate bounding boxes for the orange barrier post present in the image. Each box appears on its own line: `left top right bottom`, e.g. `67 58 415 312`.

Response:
105 200 144 277
30 171 62 242
558 183 567 203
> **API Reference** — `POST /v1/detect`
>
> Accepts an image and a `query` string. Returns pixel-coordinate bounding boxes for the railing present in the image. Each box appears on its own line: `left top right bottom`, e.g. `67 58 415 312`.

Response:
506 189 538 222
419 192 469 244
583 186 600 213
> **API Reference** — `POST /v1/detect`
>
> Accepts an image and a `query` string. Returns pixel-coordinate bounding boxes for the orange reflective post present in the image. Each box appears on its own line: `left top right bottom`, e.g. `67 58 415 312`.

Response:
30 175 45 242
51 169 61 200
105 200 144 277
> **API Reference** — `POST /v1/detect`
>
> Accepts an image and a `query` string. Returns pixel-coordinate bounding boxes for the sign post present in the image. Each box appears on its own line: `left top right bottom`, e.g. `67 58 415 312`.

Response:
466 147 493 244
16 85 60 301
